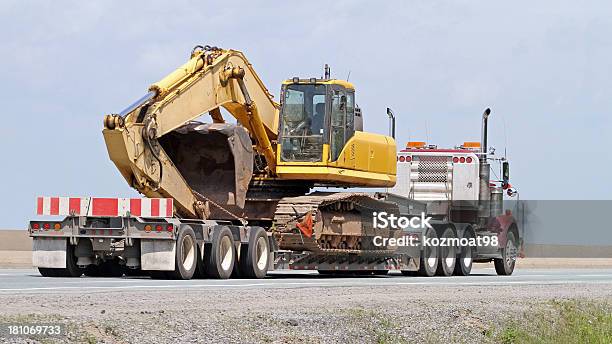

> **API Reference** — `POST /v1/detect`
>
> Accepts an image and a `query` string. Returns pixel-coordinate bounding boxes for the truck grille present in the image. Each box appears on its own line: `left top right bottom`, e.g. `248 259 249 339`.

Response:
417 156 449 183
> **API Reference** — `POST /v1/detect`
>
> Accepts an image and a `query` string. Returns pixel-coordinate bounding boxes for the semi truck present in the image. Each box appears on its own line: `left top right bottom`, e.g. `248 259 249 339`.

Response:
28 46 520 279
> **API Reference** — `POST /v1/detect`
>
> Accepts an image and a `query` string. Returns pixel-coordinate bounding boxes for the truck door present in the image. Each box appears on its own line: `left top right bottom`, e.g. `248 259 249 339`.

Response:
329 87 355 162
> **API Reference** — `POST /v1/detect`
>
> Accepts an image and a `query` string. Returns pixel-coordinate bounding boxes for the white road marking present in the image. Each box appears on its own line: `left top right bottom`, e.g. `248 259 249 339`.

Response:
0 279 611 293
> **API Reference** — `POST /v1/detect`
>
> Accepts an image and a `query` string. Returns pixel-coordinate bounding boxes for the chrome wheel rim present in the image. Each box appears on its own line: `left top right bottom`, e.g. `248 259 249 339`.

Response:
505 238 517 266
220 236 233 271
463 247 472 268
181 235 195 271
255 236 268 271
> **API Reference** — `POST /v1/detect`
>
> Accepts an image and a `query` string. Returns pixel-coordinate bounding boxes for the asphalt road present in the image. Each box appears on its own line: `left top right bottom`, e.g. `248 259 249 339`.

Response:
1 267 611 293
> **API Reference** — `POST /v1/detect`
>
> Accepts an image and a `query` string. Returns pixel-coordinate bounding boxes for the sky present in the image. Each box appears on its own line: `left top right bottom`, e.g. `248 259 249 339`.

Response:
0 1 610 228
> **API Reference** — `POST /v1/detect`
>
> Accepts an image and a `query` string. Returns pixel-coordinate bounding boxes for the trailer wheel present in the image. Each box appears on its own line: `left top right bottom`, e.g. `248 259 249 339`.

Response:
454 230 474 276
418 227 438 277
204 227 235 279
166 226 197 280
38 243 83 278
435 227 457 276
239 227 269 279
494 230 518 275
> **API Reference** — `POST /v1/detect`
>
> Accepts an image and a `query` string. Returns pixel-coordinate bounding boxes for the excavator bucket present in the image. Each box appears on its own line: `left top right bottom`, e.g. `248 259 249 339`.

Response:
159 122 253 209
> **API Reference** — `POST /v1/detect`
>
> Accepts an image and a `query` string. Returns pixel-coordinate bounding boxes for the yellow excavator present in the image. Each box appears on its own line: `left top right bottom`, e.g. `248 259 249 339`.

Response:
103 45 399 255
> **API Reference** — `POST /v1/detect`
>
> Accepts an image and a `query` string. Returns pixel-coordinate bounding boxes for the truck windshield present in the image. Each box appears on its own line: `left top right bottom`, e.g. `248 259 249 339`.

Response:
279 84 326 162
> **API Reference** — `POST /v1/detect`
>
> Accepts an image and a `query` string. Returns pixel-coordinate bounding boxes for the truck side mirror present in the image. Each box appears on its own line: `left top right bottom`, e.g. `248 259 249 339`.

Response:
502 161 510 187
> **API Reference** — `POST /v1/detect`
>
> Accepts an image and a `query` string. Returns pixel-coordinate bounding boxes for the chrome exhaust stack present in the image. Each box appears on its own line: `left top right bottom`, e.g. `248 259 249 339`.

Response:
478 108 491 220
386 108 396 139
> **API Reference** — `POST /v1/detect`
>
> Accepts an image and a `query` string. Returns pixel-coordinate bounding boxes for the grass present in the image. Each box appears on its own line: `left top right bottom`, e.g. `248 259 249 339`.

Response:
345 307 408 344
495 300 612 344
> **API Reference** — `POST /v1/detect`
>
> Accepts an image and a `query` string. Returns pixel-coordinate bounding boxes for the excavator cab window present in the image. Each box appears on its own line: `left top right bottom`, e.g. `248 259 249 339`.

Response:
279 84 326 162
329 87 355 161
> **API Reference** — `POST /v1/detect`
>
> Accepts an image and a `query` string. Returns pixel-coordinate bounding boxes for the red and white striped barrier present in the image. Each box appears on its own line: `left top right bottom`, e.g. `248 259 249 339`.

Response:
36 197 173 218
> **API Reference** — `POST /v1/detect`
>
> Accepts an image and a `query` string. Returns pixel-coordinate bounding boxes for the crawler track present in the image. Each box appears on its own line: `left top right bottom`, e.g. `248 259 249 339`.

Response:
273 192 401 255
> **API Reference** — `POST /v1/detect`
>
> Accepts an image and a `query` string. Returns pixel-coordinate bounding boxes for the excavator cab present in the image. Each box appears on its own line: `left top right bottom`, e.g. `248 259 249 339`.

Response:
276 79 396 187
279 80 355 163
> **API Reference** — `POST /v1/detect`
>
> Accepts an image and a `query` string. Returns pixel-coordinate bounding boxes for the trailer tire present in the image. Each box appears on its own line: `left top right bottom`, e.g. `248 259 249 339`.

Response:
239 227 269 279
38 243 83 278
204 227 235 279
418 227 439 277
193 243 206 279
166 226 197 280
435 227 457 276
454 230 474 276
494 230 518 276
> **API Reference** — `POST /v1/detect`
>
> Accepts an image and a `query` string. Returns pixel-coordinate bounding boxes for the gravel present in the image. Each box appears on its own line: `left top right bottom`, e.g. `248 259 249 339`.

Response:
0 283 610 343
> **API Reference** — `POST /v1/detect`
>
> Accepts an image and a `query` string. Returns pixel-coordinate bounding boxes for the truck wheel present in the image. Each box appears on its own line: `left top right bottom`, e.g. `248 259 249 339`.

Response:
494 231 518 275
454 230 474 276
239 227 269 279
166 226 197 280
418 227 438 277
38 243 83 277
435 227 457 276
204 227 235 279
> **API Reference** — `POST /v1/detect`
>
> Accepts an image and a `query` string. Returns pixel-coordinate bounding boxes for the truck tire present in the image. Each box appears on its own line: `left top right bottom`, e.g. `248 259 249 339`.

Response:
38 243 83 278
193 243 206 279
204 226 235 279
454 230 474 276
494 231 518 276
166 226 197 280
239 227 269 279
418 227 438 277
435 227 457 276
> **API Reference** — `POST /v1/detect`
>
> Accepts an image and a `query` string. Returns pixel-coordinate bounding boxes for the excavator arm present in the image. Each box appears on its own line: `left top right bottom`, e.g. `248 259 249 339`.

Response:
103 46 280 219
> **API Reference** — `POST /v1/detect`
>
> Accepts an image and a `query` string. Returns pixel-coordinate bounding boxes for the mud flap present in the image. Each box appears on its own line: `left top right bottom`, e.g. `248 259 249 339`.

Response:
159 122 253 208
32 238 67 268
141 239 176 271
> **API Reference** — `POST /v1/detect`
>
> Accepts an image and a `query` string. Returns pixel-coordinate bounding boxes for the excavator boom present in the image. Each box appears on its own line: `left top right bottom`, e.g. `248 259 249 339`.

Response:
103 46 279 218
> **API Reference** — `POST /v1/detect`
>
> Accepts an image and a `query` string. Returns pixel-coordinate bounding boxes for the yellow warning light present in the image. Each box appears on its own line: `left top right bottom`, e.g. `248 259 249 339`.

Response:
53 223 61 230
463 142 481 148
407 141 426 148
